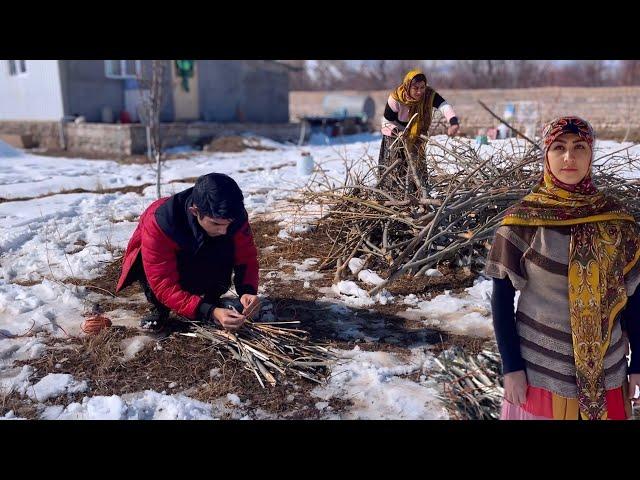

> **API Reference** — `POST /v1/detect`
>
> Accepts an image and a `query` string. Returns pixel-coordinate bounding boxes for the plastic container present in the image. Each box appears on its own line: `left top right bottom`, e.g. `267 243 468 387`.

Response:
297 152 315 176
475 135 488 145
503 103 515 120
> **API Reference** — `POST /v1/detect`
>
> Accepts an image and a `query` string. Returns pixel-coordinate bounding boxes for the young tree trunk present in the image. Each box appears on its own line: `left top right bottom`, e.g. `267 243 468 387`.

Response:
155 151 162 199
136 60 167 199
149 60 166 199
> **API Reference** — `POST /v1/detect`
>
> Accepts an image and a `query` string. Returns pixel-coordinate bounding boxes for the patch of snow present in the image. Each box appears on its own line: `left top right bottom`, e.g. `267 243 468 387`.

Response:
357 269 385 287
332 281 394 307
41 391 216 420
0 365 33 396
120 335 154 361
313 347 448 420
28 373 88 402
399 278 494 337
348 257 365 274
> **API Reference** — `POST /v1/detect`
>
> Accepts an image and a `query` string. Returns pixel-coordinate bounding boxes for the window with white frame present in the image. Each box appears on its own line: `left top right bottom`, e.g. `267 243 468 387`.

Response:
105 60 141 79
7 60 27 76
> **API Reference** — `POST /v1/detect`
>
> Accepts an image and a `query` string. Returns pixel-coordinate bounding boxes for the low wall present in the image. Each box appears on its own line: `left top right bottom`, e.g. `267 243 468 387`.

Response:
0 121 306 156
291 87 640 137
0 121 64 149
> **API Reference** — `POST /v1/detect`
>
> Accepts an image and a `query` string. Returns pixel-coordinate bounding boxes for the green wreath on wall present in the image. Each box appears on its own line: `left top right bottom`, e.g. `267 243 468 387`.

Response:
175 60 195 92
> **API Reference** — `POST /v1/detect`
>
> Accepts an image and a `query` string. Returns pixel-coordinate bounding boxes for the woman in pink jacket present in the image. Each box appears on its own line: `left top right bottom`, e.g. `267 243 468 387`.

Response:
379 69 460 168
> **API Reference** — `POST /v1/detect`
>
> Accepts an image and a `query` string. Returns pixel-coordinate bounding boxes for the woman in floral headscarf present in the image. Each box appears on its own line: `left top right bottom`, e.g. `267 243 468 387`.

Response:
485 116 640 420
378 69 460 169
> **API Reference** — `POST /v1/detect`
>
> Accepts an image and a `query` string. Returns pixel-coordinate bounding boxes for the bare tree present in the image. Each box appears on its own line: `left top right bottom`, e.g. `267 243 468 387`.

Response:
383 60 423 85
508 60 552 88
289 59 639 91
377 60 387 87
580 60 608 87
446 60 508 89
138 60 168 199
289 60 316 90
546 62 580 86
349 62 389 90
619 60 640 85
306 60 351 90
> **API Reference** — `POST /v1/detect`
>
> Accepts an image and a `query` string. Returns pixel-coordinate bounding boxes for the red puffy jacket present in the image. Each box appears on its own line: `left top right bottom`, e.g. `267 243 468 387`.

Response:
116 192 259 320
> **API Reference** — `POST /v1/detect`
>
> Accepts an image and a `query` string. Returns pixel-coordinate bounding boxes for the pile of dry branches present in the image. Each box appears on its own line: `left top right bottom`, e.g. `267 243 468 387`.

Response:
181 318 335 389
433 344 504 420
301 115 640 295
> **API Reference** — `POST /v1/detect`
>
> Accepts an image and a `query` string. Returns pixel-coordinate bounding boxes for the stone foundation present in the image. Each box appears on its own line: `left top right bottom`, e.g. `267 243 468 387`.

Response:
0 121 306 156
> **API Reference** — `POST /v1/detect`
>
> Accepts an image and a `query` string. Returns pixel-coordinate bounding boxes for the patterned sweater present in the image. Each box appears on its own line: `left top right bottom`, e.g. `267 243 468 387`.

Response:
485 225 640 397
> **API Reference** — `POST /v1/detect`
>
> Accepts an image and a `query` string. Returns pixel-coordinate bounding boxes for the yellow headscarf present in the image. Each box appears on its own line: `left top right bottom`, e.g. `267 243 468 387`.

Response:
391 69 435 140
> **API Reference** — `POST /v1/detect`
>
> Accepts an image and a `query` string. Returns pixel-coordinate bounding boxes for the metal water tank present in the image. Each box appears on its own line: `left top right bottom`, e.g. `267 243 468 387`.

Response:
322 94 376 121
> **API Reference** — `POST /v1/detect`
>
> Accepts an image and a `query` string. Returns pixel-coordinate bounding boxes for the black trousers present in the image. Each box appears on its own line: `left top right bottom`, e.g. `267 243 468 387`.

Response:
130 255 231 319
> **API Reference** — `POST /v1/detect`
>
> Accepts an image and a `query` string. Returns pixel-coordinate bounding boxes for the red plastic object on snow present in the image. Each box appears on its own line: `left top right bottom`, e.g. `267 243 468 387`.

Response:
81 315 112 335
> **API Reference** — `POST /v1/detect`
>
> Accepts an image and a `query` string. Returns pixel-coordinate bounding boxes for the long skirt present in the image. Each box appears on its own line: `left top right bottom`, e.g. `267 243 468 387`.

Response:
377 135 430 193
378 134 401 170
500 384 631 420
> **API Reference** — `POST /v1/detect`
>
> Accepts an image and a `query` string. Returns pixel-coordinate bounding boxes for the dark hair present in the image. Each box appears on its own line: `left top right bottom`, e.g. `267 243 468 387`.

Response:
411 74 427 84
192 173 245 220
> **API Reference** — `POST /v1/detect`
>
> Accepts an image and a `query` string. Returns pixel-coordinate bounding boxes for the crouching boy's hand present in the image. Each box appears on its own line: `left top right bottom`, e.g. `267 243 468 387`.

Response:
240 294 260 319
212 307 246 331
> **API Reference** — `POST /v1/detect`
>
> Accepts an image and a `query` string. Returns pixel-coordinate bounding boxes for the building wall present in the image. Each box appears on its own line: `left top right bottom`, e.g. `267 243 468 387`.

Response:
0 60 64 121
197 60 289 123
197 61 244 122
241 61 289 123
58 60 175 122
59 60 125 122
0 60 288 124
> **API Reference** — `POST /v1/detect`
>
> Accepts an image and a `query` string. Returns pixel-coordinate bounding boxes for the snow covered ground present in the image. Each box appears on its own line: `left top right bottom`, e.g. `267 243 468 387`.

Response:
1 135 637 420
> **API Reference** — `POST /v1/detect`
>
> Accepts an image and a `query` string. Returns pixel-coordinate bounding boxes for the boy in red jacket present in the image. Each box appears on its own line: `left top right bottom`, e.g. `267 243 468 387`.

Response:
116 173 259 331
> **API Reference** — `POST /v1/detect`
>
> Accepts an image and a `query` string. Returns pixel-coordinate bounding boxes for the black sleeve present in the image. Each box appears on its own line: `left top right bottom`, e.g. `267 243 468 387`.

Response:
383 102 398 122
432 91 459 126
198 300 215 322
622 287 640 373
433 92 446 109
491 276 526 374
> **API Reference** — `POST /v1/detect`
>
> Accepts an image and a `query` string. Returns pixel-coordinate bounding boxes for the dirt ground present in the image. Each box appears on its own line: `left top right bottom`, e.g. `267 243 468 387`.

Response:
203 136 276 153
2 218 494 419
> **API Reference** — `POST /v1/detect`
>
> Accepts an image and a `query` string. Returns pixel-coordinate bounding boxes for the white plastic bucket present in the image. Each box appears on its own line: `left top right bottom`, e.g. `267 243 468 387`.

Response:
297 152 315 176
